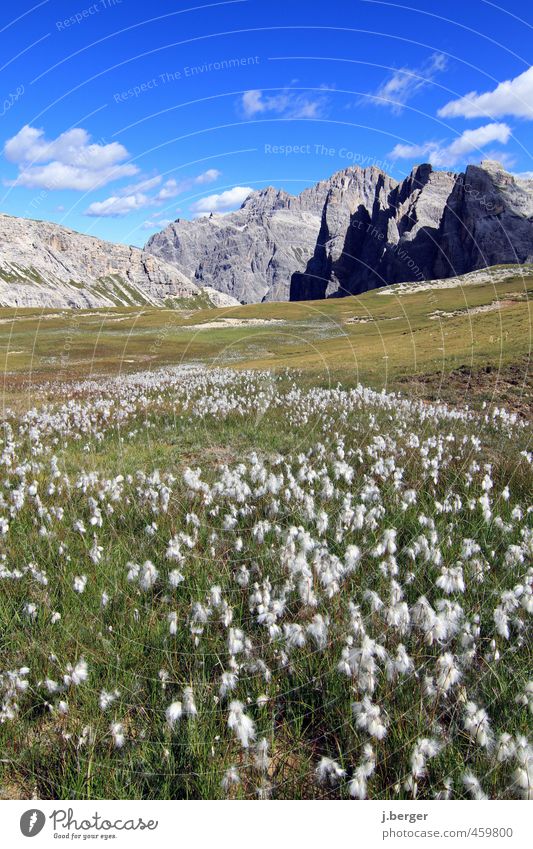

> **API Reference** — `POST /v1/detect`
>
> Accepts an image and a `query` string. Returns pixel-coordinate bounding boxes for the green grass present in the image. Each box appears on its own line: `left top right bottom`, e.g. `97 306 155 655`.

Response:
1 266 530 411
0 269 531 800
0 367 531 800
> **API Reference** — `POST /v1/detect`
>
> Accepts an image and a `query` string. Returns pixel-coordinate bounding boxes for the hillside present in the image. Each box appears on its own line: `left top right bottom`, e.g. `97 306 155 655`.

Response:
0 213 238 309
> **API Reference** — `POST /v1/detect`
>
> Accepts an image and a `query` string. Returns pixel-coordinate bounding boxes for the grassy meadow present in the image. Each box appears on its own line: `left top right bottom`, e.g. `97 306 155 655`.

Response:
0 267 531 800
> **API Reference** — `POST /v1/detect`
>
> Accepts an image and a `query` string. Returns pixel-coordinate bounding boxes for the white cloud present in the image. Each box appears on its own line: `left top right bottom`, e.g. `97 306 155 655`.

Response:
142 218 174 231
154 169 221 201
389 122 511 167
366 53 447 113
241 88 326 119
4 125 138 190
86 193 150 217
85 168 221 217
191 186 253 215
438 66 533 120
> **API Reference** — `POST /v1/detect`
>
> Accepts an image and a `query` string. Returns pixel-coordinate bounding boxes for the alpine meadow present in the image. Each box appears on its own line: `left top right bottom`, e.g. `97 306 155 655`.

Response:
0 0 531 813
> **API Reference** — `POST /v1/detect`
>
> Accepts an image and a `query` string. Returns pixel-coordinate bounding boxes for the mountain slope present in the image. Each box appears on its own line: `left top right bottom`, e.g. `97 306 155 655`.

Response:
145 161 533 303
0 213 238 309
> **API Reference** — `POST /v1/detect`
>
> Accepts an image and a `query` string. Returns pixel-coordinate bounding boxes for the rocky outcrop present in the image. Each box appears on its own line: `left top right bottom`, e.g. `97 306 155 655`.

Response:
145 183 332 303
145 161 533 303
0 213 238 309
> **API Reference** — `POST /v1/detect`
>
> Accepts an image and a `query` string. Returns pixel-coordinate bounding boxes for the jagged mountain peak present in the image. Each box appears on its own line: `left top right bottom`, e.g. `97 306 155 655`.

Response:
146 160 533 303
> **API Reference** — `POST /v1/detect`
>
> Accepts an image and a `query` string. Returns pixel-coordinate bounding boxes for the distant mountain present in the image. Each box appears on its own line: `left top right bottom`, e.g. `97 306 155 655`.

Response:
0 213 238 309
145 160 533 303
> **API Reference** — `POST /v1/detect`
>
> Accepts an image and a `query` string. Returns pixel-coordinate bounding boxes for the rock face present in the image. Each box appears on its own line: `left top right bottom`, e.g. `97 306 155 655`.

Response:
0 213 238 309
146 160 533 303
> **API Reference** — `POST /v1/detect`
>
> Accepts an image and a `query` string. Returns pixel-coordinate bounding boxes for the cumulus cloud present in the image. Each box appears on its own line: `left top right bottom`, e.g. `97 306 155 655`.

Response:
142 218 174 231
365 53 447 113
85 193 151 217
240 88 327 119
3 125 138 190
85 168 221 217
389 122 511 167
438 66 533 120
191 186 253 216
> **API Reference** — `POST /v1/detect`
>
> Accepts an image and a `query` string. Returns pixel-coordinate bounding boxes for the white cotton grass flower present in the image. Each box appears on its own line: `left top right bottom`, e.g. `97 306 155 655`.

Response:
436 566 465 594
257 694 269 708
165 701 182 729
182 686 197 718
50 611 61 624
496 733 516 762
64 658 88 687
316 756 346 786
110 722 125 749
24 602 37 620
73 575 87 594
168 611 178 635
463 771 487 800
306 614 328 649
253 738 270 772
513 736 533 799
228 700 256 748
515 681 533 714
348 744 375 799
221 766 240 793
434 776 453 800
99 689 119 711
220 671 238 699
411 738 441 779
168 569 184 588
352 696 387 740
463 701 492 749
436 653 461 693
139 560 158 590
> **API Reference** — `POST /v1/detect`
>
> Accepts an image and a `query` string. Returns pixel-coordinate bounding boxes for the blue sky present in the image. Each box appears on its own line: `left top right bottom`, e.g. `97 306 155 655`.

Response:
1 0 532 246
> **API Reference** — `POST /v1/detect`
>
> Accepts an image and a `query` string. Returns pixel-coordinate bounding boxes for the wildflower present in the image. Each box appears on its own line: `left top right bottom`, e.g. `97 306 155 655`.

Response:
463 771 487 800
165 701 182 728
316 757 346 786
23 603 37 620
139 560 158 590
220 671 238 699
463 701 492 748
99 689 119 711
253 738 270 772
169 569 184 588
110 722 125 748
183 686 197 718
436 566 465 594
411 738 441 778
513 736 533 799
64 658 88 687
436 653 461 693
221 766 240 792
228 700 256 748
352 696 387 740
73 575 87 594
306 614 328 649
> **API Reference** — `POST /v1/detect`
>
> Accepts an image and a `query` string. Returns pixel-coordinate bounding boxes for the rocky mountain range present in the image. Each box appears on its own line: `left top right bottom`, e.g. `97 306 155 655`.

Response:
1 160 532 309
146 160 533 303
0 213 238 309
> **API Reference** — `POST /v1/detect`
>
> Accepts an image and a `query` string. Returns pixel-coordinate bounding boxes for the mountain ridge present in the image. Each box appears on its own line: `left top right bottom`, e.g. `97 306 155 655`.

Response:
145 160 533 303
0 212 239 309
